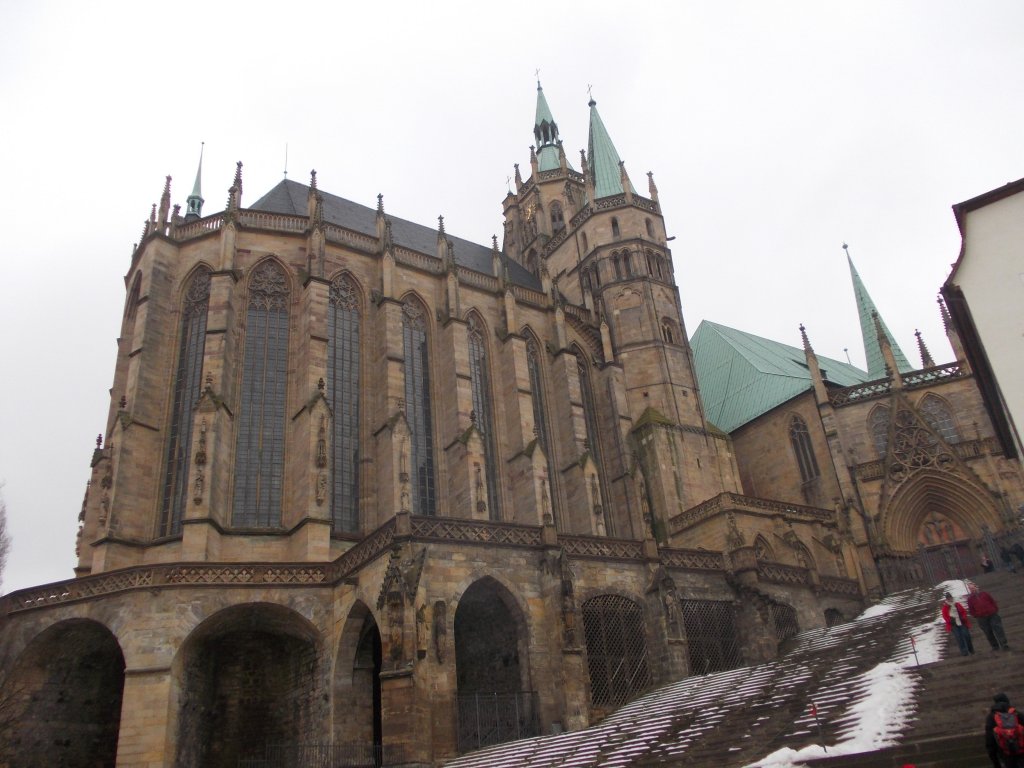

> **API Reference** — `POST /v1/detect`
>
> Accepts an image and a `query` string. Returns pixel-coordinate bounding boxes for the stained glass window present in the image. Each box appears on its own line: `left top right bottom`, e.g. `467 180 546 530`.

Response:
468 315 500 520
329 274 361 533
869 406 890 458
403 301 436 516
233 261 289 528
160 268 210 536
919 394 960 444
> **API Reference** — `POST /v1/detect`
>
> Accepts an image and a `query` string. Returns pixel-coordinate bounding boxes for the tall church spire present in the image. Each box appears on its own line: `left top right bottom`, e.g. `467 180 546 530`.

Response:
587 95 635 200
533 81 571 173
185 142 205 221
844 244 912 379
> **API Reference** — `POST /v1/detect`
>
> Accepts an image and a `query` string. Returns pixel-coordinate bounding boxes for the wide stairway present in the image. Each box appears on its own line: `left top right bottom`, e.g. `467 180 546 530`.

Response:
445 571 1024 768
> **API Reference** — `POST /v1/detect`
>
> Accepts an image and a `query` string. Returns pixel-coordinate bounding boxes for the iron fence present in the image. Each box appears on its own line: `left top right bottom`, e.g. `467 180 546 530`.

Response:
456 691 540 754
237 742 407 768
681 599 744 675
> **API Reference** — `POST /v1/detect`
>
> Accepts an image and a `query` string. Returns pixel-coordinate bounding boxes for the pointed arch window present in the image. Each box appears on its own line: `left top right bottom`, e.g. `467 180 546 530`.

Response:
233 261 289 528
550 202 565 232
526 248 538 277
403 301 436 516
468 315 500 520
789 414 820 484
581 232 589 253
612 254 622 280
919 394 960 444
869 406 890 458
660 318 676 344
645 218 654 238
623 251 633 277
160 268 210 536
611 217 620 238
328 274 361 533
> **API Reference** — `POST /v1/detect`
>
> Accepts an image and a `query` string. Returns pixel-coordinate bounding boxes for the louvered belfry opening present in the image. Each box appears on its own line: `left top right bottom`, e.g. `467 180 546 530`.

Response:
582 594 651 709
681 599 744 675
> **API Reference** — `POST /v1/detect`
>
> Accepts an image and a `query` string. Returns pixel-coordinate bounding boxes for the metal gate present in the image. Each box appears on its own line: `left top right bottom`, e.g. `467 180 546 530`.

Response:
681 599 744 675
770 602 799 644
582 594 652 708
456 692 539 754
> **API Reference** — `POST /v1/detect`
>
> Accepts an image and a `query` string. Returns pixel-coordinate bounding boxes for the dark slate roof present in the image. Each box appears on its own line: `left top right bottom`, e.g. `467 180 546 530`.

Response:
250 180 542 291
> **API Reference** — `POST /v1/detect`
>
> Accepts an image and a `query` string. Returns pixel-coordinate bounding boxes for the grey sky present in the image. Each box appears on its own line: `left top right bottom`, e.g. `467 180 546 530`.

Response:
2 1 1022 594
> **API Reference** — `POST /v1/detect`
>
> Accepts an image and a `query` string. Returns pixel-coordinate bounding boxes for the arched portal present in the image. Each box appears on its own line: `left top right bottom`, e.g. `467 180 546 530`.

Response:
333 602 382 754
454 577 535 752
0 619 125 768
172 603 323 768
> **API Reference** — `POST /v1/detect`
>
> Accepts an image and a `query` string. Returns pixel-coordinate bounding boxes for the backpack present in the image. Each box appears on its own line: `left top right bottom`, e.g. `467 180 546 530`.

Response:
993 709 1024 755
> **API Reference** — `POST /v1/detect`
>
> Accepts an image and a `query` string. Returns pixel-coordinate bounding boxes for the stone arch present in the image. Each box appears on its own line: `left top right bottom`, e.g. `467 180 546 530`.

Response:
246 254 295 300
581 593 651 710
0 618 125 768
453 576 535 752
327 268 366 310
170 602 325 768
880 469 1004 552
333 601 382 751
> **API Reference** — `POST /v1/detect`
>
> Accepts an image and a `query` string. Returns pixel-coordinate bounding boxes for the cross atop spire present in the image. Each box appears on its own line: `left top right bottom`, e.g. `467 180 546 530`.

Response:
845 244 912 379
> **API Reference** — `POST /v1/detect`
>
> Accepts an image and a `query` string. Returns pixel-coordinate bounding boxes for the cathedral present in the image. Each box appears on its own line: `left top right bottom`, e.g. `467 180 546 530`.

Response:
1 84 1022 768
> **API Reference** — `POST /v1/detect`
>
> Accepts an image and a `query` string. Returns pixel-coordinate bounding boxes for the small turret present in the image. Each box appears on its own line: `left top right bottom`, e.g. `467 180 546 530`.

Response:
185 143 205 221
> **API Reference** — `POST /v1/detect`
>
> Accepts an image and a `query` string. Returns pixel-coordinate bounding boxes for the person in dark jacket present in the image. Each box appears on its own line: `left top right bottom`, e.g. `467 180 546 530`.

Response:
941 592 974 656
986 692 1022 768
968 581 1010 651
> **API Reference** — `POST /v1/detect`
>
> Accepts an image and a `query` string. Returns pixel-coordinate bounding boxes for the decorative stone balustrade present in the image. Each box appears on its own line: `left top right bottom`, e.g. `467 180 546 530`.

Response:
669 492 833 536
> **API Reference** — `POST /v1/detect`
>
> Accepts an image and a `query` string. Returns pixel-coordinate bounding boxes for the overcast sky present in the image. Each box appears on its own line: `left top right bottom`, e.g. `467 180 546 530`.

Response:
2 1 1022 594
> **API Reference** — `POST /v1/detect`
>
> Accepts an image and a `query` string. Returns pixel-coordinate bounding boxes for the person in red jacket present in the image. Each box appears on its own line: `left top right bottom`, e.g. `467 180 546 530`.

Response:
967 581 1010 651
941 591 975 656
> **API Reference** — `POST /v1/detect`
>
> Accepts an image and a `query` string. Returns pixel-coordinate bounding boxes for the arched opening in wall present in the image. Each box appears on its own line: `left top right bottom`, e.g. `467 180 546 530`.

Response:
333 602 382 758
824 608 844 627
611 217 620 238
645 218 654 238
526 248 539 277
172 603 323 768
454 577 537 753
868 405 891 459
0 619 125 767
769 602 800 648
582 594 651 712
550 202 565 232
681 599 743 675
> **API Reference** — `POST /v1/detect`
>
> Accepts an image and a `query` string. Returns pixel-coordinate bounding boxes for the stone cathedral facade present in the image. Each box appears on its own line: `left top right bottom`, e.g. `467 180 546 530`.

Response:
2 86 1023 768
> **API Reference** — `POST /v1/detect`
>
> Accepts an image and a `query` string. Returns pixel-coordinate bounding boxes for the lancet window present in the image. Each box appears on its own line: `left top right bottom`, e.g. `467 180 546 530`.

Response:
468 315 500 520
869 406 890 458
576 349 611 534
550 202 565 232
233 261 289 528
159 268 210 536
403 301 436 516
328 274 361 533
789 414 820 483
527 337 557 522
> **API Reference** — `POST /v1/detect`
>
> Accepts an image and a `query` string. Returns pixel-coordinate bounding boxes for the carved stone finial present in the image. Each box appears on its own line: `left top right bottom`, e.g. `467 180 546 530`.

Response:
96 433 103 449
799 323 813 353
377 193 384 215
437 214 446 239
492 234 499 252
310 169 317 190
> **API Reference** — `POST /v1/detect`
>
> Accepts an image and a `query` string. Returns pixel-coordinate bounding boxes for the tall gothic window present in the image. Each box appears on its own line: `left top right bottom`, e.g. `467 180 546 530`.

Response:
468 315 500 519
159 268 210 536
611 217 620 238
919 394 960 444
528 337 557 524
328 274 361 533
789 414 820 483
577 349 611 534
869 406 890 458
233 261 289 528
403 301 436 516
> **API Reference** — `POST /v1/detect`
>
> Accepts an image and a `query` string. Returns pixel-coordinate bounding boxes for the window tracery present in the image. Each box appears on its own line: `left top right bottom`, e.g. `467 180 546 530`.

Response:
468 315 499 519
919 394 960 444
789 414 820 483
329 274 361 533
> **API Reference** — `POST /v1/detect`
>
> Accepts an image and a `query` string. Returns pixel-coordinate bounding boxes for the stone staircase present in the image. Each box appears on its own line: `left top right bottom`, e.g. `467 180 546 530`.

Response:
444 571 1024 768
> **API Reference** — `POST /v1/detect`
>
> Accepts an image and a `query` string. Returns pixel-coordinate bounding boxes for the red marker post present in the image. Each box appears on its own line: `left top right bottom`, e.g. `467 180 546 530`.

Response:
909 634 920 667
811 701 826 753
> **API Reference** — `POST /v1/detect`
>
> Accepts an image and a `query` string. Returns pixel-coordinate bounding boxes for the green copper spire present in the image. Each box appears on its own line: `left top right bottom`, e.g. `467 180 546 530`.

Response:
587 97 635 200
185 142 205 220
533 81 571 173
845 244 913 379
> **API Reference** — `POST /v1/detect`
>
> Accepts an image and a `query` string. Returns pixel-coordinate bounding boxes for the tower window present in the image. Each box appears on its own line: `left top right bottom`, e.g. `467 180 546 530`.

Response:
789 415 820 484
612 254 622 280
623 251 633 277
581 232 589 253
328 274 361 533
611 218 620 238
660 319 675 344
233 261 290 528
645 218 654 238
550 202 565 233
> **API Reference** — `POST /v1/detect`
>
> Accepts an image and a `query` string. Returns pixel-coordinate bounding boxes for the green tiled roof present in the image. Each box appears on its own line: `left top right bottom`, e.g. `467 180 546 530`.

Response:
691 321 869 433
537 144 561 172
587 100 635 199
847 254 913 379
535 83 555 130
